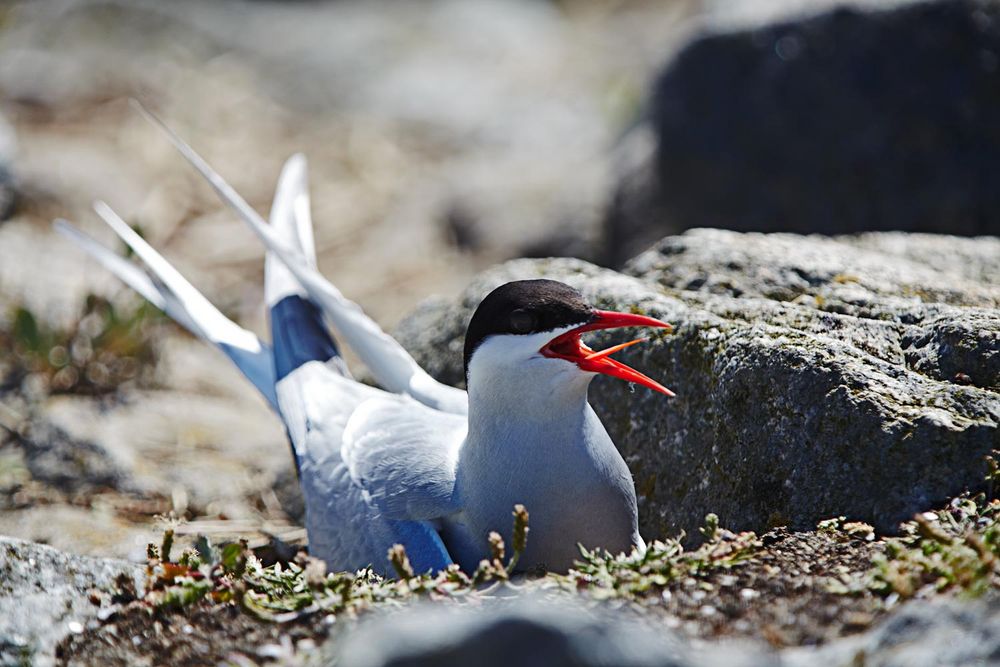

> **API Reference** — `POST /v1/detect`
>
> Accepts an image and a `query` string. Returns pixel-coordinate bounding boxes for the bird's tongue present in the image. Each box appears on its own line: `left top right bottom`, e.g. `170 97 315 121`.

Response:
577 337 675 396
542 309 675 396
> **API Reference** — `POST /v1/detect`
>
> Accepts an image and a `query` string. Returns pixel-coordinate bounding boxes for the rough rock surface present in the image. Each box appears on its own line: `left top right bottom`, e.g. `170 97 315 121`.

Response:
0 536 142 667
397 230 1000 539
794 595 1000 667
606 0 1000 265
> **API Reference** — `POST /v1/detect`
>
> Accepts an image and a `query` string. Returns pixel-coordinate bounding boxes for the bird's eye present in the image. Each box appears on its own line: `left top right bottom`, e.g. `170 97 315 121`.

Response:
509 309 537 333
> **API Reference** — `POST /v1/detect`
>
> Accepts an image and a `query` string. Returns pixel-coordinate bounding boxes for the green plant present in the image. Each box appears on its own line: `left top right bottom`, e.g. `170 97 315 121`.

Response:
0 295 162 395
140 505 533 622
870 494 1000 599
561 514 761 600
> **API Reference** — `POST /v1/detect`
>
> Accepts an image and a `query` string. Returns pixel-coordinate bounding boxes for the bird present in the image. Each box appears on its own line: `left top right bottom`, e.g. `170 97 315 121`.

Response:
55 105 675 575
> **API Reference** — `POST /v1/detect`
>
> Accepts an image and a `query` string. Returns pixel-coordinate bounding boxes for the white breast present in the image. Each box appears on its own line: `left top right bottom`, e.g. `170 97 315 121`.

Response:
451 332 642 571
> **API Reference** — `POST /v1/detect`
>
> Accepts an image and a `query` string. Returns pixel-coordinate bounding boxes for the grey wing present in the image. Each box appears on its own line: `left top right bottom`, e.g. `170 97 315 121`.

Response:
342 397 466 521
276 362 453 575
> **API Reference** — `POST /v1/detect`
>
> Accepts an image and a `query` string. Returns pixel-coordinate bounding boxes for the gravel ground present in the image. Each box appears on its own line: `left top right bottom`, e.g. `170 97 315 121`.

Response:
55 527 889 665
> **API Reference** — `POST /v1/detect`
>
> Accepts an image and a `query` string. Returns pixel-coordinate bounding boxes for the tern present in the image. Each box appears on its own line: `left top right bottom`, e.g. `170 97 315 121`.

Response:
55 107 674 574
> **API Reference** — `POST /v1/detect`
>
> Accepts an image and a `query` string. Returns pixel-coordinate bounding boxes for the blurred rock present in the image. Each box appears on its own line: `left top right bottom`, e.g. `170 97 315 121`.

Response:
606 0 1000 265
0 0 694 293
337 593 1000 667
790 595 1000 667
0 112 16 222
397 230 1000 539
337 597 777 667
0 342 292 559
0 536 142 667
0 166 15 223
271 466 305 525
0 115 17 222
10 412 129 496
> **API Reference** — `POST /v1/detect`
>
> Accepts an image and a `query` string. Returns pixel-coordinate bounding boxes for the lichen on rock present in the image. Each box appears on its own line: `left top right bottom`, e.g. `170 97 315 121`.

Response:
396 230 1000 540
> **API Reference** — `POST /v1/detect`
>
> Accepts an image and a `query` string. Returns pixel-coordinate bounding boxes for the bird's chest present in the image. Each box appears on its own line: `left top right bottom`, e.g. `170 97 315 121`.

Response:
450 414 638 572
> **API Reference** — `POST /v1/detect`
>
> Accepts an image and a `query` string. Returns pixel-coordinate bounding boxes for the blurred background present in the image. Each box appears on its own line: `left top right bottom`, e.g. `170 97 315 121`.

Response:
0 0 997 561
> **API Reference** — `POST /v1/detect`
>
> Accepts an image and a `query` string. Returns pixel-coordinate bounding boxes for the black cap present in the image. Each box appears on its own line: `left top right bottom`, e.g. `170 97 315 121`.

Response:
463 279 595 377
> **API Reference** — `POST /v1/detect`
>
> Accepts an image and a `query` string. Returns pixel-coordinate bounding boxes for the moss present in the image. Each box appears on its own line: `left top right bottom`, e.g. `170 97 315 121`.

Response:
766 511 791 530
636 473 657 500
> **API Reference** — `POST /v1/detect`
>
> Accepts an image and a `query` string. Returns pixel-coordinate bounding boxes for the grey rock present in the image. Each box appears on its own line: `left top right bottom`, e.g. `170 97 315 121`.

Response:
336 596 777 667
0 536 142 667
606 0 1000 265
788 595 1000 666
396 230 1000 539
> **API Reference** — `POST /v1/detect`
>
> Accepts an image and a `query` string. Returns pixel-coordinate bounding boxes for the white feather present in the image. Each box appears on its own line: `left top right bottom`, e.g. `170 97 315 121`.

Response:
132 101 467 415
92 201 263 353
343 396 465 520
266 154 312 305
53 219 170 314
55 209 277 409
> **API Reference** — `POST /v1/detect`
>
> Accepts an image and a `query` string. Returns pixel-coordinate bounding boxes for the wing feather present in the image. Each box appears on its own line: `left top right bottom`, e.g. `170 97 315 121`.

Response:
343 398 466 521
276 363 456 574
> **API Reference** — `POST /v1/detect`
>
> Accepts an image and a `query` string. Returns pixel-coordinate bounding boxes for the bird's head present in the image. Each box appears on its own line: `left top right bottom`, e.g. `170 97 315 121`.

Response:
463 279 674 399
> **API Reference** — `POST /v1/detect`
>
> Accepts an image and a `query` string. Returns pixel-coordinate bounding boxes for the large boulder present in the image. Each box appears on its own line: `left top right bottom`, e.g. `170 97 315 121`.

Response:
0 536 142 667
605 0 1000 265
396 230 1000 539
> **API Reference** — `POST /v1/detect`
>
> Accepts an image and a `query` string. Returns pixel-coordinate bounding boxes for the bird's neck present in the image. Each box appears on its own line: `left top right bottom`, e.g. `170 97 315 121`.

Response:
463 367 594 456
453 366 628 573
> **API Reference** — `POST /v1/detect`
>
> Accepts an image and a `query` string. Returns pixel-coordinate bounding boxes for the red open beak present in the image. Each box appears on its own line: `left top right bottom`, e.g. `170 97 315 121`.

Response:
540 310 675 396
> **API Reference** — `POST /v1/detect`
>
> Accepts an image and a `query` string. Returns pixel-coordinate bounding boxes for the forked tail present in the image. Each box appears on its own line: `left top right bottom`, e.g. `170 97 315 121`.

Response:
265 154 349 381
54 204 279 409
131 100 468 415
